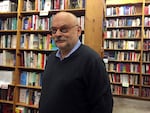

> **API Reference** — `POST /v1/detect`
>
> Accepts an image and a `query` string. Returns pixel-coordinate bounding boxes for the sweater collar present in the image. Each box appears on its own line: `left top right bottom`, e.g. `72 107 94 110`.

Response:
56 40 81 60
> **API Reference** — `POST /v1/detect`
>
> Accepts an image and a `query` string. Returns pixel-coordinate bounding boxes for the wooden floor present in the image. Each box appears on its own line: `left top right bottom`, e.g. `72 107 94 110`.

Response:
113 97 150 113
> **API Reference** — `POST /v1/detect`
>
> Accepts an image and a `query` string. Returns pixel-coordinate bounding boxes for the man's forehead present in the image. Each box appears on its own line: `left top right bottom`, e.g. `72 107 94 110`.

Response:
52 18 73 26
51 24 70 28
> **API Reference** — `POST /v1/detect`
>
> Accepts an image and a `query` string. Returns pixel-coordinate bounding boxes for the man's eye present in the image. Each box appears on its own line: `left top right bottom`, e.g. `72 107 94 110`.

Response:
51 29 57 34
60 28 68 33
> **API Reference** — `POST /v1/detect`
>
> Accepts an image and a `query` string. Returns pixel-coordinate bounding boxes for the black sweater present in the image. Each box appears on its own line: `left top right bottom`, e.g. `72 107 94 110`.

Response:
39 44 113 113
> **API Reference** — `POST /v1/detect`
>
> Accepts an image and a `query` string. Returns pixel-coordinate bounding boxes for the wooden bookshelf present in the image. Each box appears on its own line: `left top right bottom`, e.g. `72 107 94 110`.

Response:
104 0 150 100
0 0 105 112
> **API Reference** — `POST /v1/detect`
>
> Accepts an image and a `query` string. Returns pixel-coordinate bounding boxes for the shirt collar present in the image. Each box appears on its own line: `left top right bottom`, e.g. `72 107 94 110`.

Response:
56 40 81 60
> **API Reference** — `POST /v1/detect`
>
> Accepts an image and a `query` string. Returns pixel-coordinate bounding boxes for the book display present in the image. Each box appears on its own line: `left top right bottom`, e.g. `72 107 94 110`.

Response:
104 0 150 100
0 0 104 112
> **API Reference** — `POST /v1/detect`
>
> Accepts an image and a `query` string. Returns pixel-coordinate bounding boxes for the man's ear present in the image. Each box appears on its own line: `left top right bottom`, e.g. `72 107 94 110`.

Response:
77 26 82 36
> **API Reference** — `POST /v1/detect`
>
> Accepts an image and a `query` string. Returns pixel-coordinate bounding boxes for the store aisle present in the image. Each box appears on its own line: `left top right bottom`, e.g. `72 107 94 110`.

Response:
113 97 150 113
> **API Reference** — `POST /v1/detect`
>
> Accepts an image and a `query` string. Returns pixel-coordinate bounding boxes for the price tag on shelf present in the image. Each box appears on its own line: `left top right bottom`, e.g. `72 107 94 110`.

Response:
39 10 49 16
122 82 129 87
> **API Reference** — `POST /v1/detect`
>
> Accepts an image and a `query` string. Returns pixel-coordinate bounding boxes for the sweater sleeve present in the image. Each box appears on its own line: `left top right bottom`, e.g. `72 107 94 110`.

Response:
85 57 113 113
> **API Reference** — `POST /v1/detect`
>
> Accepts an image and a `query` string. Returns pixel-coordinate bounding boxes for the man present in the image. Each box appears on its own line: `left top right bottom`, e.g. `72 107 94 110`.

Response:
39 12 113 113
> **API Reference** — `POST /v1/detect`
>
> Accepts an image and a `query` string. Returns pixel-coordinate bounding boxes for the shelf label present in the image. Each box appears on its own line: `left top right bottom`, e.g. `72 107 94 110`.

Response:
40 10 49 16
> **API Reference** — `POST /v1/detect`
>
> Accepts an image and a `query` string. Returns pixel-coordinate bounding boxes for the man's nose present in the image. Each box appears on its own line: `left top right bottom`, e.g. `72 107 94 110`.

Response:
55 29 62 36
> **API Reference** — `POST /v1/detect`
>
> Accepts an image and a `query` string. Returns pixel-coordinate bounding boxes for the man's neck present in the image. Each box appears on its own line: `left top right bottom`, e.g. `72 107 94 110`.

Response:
60 50 70 59
60 43 76 59
56 40 81 60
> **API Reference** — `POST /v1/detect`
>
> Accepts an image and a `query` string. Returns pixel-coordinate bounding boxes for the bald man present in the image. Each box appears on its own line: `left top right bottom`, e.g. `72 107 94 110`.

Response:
39 12 113 113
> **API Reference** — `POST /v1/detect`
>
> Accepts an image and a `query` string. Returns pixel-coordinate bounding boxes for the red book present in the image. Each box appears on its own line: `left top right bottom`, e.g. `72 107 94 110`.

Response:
54 0 60 9
145 6 148 15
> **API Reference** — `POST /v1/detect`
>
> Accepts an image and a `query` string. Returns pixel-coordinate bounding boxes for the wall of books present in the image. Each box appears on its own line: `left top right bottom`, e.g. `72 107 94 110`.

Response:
104 0 150 100
0 0 105 113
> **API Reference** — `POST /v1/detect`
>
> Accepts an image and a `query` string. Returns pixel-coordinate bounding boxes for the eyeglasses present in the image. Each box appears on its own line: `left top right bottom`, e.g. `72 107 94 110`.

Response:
50 25 78 34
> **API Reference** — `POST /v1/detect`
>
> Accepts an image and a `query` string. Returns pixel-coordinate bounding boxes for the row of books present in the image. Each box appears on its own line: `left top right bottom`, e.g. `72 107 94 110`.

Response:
106 5 137 16
145 29 150 39
104 40 140 50
109 73 139 85
142 76 150 85
105 28 150 39
20 51 46 69
143 52 150 62
109 63 140 73
105 20 150 39
0 18 17 30
0 50 16 66
0 104 13 113
0 35 16 49
0 33 84 50
22 15 52 30
141 88 150 97
143 40 150 50
19 88 41 106
0 86 14 101
142 64 150 74
23 0 85 11
20 33 58 50
15 106 38 113
105 62 150 76
104 29 141 39
22 15 84 31
111 84 139 96
20 71 42 87
105 51 140 61
106 18 141 27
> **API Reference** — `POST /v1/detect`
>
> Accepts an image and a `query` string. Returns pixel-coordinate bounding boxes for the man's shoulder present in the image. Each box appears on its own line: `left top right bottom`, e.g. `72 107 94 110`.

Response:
47 51 57 58
80 44 100 58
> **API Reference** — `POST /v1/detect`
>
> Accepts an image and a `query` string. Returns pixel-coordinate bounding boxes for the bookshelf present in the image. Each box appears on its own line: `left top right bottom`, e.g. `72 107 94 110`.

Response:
0 0 105 112
104 0 150 100
0 0 18 112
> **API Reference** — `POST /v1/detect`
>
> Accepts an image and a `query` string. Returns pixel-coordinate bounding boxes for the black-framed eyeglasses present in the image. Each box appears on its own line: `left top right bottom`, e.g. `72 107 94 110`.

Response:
50 25 78 34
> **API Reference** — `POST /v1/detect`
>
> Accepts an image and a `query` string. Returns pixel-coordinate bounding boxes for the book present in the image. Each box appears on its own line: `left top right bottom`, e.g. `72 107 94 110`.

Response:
20 71 27 85
44 0 51 11
2 104 13 113
1 0 11 12
34 91 41 105
127 41 135 50
19 88 28 103
54 0 60 9
0 71 13 87
15 106 26 113
69 0 80 9
7 86 14 101
11 35 16 48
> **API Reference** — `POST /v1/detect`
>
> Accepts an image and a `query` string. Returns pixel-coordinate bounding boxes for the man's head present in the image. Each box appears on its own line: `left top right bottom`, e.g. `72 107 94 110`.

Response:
51 12 82 54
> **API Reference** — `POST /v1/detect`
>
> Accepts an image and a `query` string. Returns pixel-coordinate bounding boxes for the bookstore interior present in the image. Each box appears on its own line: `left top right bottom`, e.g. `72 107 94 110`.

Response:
0 0 149 113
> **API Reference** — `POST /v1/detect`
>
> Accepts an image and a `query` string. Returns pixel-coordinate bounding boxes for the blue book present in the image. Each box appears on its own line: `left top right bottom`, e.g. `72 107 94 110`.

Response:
51 39 58 50
23 17 29 30
127 19 132 26
20 71 27 85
